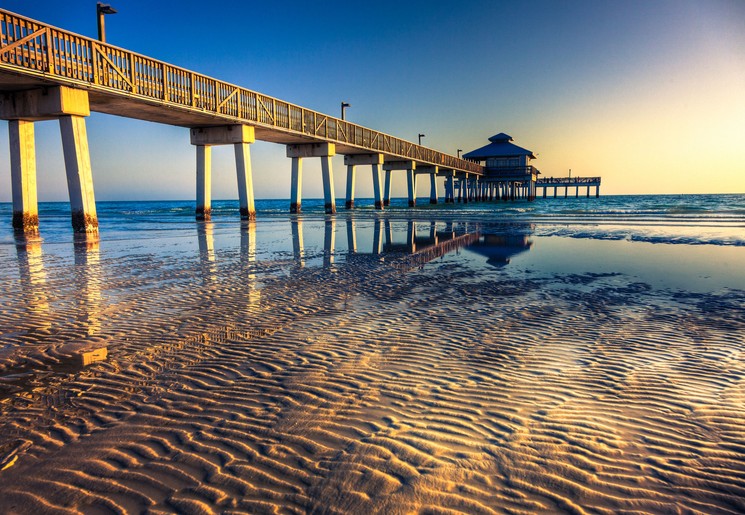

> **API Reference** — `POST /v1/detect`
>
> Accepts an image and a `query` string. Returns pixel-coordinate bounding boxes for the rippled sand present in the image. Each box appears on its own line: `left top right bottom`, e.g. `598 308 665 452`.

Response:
1 217 745 514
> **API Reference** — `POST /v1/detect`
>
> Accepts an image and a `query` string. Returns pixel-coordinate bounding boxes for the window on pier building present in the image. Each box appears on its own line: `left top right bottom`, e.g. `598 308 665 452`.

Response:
487 158 520 168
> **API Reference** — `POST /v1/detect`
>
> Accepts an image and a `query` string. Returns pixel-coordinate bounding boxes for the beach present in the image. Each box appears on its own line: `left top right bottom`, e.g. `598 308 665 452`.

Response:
1 196 745 513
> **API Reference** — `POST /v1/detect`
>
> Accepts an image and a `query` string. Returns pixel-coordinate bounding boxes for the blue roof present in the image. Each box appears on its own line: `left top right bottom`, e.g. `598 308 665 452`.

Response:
463 133 536 160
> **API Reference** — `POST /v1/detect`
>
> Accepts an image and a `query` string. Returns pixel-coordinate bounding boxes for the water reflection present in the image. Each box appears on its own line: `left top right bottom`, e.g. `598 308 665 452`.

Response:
73 234 103 337
467 226 534 266
197 221 217 283
291 218 305 266
324 218 336 268
240 221 261 310
14 233 51 332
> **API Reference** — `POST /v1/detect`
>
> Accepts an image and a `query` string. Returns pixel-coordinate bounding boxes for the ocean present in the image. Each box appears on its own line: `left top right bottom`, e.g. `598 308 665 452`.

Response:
1 194 744 513
2 193 744 245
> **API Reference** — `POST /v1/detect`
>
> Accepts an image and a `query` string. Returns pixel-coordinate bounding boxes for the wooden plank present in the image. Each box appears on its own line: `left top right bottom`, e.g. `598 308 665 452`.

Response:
216 86 238 113
0 26 45 58
315 116 326 134
95 45 134 90
257 96 274 123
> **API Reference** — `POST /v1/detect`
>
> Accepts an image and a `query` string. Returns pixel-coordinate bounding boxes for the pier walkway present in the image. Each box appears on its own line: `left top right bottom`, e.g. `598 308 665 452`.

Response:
0 9 482 234
536 177 601 198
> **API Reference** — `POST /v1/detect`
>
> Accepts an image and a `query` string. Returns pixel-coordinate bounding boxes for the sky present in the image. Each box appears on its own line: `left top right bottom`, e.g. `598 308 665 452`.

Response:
0 0 744 201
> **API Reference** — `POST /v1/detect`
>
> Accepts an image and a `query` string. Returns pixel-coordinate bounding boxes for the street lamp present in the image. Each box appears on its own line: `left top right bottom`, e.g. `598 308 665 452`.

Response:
340 102 351 121
457 149 463 159
418 133 425 145
97 2 117 43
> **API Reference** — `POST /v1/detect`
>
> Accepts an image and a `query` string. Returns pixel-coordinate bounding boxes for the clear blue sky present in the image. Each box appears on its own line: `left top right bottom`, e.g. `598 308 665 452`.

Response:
1 0 743 201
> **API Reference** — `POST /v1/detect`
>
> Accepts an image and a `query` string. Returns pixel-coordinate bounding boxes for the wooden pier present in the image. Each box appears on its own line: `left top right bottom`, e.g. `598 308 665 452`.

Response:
0 8 481 234
536 176 601 198
0 9 601 236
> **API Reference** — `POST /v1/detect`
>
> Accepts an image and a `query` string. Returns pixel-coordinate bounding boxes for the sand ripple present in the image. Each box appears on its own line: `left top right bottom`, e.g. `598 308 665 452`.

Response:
1 230 745 514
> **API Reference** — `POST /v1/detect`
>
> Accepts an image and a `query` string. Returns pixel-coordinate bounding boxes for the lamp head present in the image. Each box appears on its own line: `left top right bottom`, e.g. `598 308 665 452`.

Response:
97 3 118 15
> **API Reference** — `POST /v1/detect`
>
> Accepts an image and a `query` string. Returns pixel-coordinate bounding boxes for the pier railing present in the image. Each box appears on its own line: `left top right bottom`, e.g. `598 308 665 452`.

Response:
537 177 601 184
0 9 482 174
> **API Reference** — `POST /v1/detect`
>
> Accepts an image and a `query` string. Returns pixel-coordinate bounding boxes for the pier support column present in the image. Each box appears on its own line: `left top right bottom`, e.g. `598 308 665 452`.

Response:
383 170 392 206
195 145 212 220
235 141 256 220
287 142 336 214
445 174 454 203
596 185 600 198
429 172 438 204
345 164 356 209
190 125 256 220
9 120 39 234
406 169 416 207
321 155 336 214
60 115 98 233
383 160 416 207
462 175 469 204
345 154 384 209
416 165 439 204
1 86 94 233
372 164 384 209
291 157 303 213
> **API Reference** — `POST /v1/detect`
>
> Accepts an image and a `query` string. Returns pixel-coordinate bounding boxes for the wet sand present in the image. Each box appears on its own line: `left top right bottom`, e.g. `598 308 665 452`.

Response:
1 215 745 514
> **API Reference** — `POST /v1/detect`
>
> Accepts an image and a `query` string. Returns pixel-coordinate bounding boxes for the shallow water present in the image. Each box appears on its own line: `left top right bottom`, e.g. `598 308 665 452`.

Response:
1 198 745 513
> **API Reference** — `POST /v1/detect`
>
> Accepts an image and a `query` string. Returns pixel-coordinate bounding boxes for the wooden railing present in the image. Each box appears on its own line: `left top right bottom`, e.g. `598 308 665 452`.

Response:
0 9 482 174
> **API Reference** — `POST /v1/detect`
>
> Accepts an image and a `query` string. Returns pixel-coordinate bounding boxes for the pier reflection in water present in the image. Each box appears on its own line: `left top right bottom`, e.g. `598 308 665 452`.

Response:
280 216 535 270
2 216 533 400
466 226 534 266
73 235 103 338
14 233 51 333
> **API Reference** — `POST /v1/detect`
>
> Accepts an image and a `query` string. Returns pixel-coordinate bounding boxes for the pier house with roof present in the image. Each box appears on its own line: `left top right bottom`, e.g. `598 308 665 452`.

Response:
462 133 539 201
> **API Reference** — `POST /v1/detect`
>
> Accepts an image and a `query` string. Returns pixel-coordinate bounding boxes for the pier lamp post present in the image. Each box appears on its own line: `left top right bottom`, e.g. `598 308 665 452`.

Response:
418 133 425 145
97 2 117 43
341 102 351 120
457 149 462 159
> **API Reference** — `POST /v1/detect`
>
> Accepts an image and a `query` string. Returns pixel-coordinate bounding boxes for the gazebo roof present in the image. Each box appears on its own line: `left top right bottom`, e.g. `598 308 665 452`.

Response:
463 133 536 160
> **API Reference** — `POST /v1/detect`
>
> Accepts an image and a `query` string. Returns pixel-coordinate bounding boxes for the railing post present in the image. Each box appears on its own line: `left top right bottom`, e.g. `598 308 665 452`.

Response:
128 51 135 94
91 41 100 85
191 72 196 108
162 63 168 102
43 28 53 74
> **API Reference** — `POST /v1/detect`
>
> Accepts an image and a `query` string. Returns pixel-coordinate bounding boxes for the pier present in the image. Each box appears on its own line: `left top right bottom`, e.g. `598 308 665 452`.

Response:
536 176 601 198
0 9 481 234
0 9 601 236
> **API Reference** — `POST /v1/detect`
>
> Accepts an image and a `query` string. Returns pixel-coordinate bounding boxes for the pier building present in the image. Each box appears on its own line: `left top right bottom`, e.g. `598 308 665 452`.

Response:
462 133 539 201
